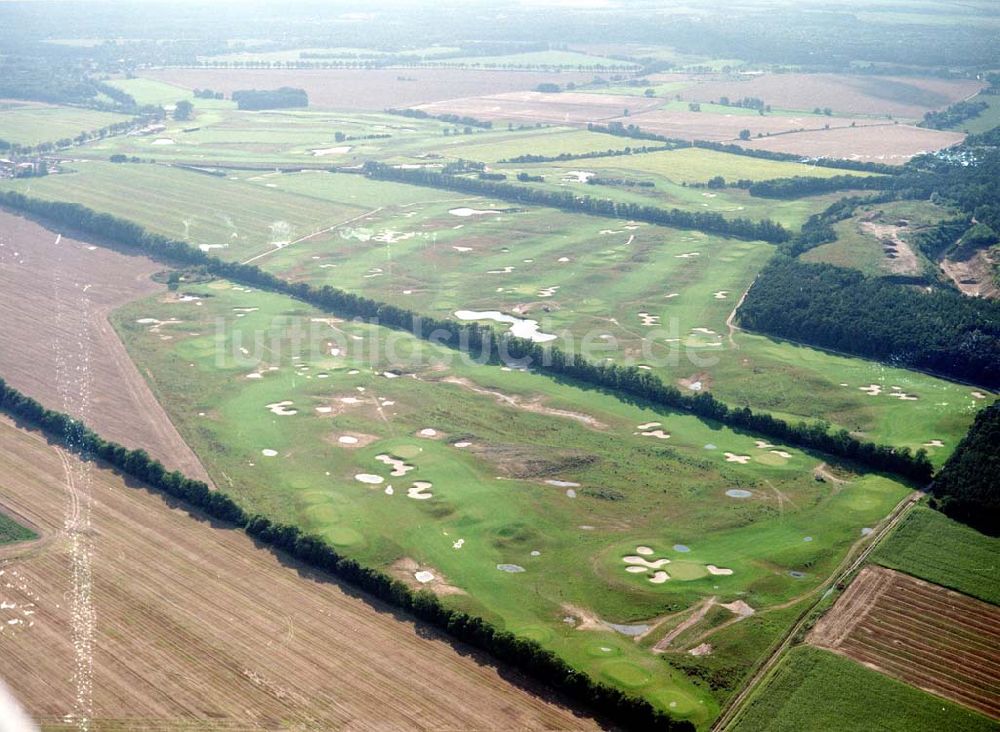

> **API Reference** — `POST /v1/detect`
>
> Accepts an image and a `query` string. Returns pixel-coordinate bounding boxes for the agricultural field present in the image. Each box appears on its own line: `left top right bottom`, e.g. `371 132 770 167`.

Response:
731 646 996 732
3 163 988 460
0 100 131 147
873 505 1000 605
808 565 1000 719
0 415 591 730
141 68 597 111
0 210 210 481
802 199 953 278
674 73 984 121
428 49 638 70
413 90 664 124
109 276 917 726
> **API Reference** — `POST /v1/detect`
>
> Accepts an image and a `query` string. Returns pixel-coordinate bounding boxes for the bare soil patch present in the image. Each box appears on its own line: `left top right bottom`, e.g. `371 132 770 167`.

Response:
441 375 606 428
0 211 209 482
415 90 661 125
0 417 595 730
941 250 999 300
738 124 964 164
143 68 595 111
616 109 882 143
859 220 922 276
809 565 1000 719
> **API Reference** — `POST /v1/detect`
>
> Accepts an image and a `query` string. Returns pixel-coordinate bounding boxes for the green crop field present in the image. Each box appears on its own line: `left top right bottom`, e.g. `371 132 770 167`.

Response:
0 101 131 146
732 646 996 732
873 505 1000 604
112 279 916 728
0 511 35 545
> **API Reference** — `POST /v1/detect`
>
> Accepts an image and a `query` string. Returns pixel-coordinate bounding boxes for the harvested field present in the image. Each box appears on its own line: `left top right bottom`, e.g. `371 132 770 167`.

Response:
809 565 1000 719
674 73 984 119
414 91 662 124
738 123 965 163
611 109 883 143
0 210 209 482
142 68 595 111
0 416 597 730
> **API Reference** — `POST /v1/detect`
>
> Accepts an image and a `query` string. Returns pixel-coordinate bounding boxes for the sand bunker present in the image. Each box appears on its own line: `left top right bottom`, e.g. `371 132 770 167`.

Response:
487 266 515 274
625 566 648 574
311 145 351 156
453 441 471 448
557 256 571 263
452 539 465 549
923 439 944 447
636 422 661 430
971 391 986 400
636 546 654 555
725 489 752 498
641 429 670 439
724 453 751 464
565 488 577 498
888 391 919 401
338 436 359 445
246 372 263 380
545 480 580 487
418 428 438 437
151 138 175 145
538 286 560 298
688 643 713 657
859 384 883 396
340 397 363 405
675 252 700 259
649 571 670 584
637 312 660 326
261 449 278 457
721 600 754 617
623 556 671 569
454 309 556 343
452 246 473 252
706 565 733 576
770 450 792 459
354 473 384 485
406 481 433 500
414 570 435 583
266 401 298 416
375 453 414 477
384 485 394 495
497 564 526 573
449 207 498 217
713 291 729 300
754 440 775 449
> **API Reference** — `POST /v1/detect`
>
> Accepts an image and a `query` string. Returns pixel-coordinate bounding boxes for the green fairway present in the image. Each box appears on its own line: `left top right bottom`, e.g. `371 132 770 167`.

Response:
112 280 916 728
0 511 35 545
873 505 1000 604
0 101 131 146
731 646 995 732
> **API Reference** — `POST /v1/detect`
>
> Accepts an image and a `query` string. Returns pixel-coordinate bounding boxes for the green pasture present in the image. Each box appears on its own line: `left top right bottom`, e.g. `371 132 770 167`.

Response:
113 281 915 728
0 101 131 146
732 646 995 732
874 505 999 605
0 512 35 545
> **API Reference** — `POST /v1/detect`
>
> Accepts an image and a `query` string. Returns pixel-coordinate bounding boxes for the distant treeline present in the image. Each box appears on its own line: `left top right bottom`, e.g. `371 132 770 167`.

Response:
231 87 308 110
588 176 655 188
362 162 791 243
738 258 1000 388
386 108 493 129
499 144 675 164
0 191 934 483
929 401 1000 535
0 377 687 732
586 122 902 175
747 174 891 199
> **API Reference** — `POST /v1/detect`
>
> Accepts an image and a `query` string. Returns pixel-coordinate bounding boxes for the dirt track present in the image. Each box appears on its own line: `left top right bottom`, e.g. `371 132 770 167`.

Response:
0 416 599 730
0 210 210 482
809 565 1000 720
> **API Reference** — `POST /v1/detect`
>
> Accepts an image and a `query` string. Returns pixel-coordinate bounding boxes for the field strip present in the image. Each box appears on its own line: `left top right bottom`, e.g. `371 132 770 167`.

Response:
240 207 383 265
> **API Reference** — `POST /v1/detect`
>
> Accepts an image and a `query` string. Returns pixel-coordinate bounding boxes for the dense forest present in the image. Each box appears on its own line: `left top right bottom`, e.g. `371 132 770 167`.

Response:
361 162 791 243
0 376 687 732
929 402 1000 535
738 258 1000 388
0 191 933 483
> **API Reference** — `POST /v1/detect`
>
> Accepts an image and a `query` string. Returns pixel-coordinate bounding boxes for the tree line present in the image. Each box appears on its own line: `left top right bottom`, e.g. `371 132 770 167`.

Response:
386 108 493 129
737 257 1000 388
0 376 688 731
361 162 791 243
746 174 891 199
0 191 934 483
918 100 988 130
498 144 675 164
928 401 999 535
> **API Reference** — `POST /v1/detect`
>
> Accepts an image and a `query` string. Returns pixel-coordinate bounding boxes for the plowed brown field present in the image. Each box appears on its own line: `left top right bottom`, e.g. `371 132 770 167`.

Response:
809 565 1000 720
0 415 598 730
0 210 209 481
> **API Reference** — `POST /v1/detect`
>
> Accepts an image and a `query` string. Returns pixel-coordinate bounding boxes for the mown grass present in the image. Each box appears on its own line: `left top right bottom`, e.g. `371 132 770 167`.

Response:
873 505 1000 605
732 646 996 732
0 101 131 146
0 512 35 545
112 281 916 728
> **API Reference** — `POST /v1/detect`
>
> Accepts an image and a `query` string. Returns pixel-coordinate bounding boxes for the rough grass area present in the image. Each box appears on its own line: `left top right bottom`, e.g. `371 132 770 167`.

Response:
732 646 996 732
0 101 131 146
0 511 35 544
873 505 1000 605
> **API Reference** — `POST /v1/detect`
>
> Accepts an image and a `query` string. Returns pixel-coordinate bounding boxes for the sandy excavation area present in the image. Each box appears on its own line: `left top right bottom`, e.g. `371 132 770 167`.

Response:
0 417 597 730
0 211 210 482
